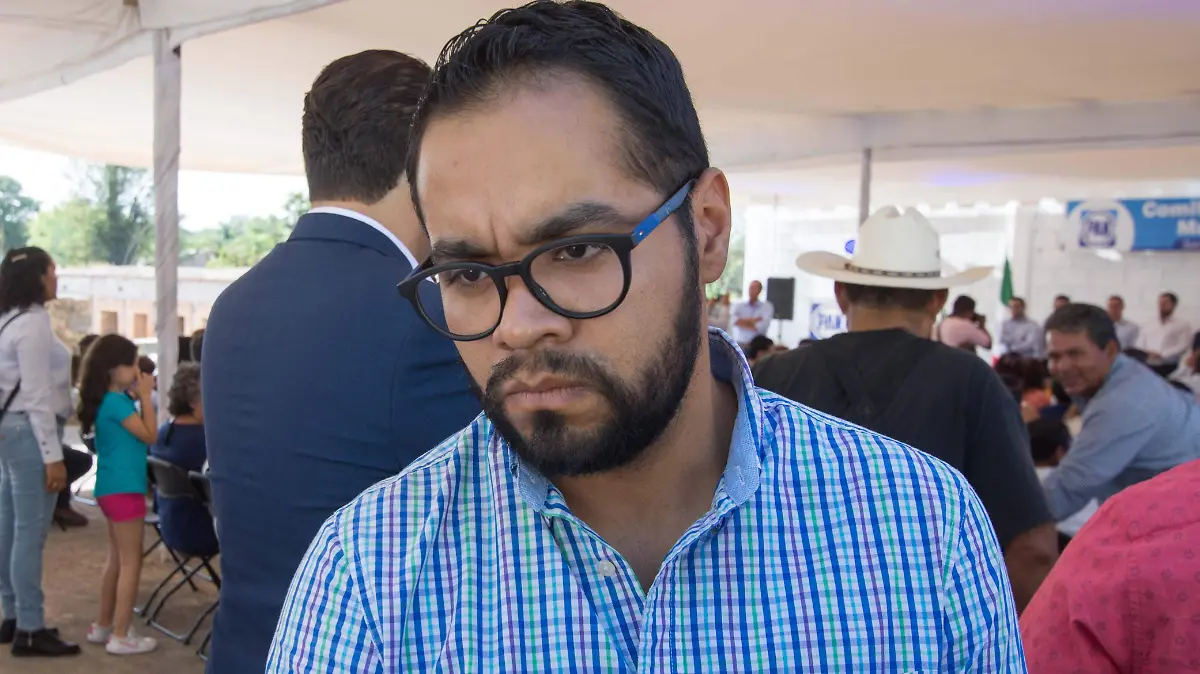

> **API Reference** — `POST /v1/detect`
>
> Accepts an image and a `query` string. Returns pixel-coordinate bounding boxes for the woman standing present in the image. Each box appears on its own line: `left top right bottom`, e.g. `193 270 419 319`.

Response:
0 247 80 657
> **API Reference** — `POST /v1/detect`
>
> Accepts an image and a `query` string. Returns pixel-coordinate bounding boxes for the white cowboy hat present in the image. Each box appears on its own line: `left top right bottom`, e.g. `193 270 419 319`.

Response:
795 206 992 289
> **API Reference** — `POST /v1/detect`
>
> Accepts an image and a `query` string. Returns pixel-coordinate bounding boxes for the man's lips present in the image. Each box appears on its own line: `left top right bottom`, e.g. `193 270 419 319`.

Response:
502 377 592 411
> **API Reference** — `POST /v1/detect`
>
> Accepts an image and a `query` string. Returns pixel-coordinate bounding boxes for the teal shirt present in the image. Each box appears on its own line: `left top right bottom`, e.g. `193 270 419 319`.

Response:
94 391 148 498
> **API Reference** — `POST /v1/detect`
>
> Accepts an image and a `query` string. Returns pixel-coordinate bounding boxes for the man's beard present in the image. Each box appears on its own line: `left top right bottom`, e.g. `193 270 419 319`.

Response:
470 247 704 478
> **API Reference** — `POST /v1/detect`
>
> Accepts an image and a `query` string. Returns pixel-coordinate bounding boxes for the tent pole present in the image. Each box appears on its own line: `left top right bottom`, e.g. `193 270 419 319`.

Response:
858 147 872 225
153 30 180 414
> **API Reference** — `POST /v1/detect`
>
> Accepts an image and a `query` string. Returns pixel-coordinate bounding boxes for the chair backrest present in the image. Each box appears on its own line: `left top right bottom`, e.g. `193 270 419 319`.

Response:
189 471 215 518
147 456 199 501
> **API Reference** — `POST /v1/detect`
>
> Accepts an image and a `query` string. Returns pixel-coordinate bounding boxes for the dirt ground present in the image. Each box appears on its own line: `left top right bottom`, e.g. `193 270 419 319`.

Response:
0 499 214 673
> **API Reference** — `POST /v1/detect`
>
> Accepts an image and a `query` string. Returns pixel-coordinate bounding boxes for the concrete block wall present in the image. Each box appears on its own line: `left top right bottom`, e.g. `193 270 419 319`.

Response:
1013 206 1200 330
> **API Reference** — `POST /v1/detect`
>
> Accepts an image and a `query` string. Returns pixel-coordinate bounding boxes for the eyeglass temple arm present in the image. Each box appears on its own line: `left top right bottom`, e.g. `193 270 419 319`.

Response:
631 181 695 245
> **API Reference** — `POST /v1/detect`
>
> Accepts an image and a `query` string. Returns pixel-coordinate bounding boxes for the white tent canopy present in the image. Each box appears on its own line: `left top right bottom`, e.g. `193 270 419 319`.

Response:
3 0 1200 176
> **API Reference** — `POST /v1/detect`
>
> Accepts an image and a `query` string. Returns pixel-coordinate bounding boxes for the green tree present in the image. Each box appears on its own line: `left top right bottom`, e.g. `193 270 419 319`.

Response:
0 176 39 252
28 199 105 265
27 164 153 266
203 215 293 268
283 191 310 222
85 164 153 265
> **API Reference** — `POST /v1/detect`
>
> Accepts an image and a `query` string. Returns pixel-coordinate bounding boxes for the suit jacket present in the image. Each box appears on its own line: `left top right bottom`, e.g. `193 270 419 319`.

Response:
202 212 479 674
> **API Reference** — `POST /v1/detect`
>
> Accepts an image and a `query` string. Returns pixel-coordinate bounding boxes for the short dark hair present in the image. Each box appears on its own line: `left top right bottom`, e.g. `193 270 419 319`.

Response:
1108 294 1124 305
1028 418 1070 464
189 328 205 362
167 363 202 417
745 335 775 360
1010 296 1025 306
1044 303 1118 349
0 247 52 314
302 50 431 203
138 355 156 375
406 1 708 228
841 283 938 312
951 295 977 316
1161 291 1179 306
1054 294 1071 303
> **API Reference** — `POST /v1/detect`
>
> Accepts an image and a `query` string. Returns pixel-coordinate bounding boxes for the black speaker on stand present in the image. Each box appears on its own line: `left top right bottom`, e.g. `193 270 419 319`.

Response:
765 277 795 343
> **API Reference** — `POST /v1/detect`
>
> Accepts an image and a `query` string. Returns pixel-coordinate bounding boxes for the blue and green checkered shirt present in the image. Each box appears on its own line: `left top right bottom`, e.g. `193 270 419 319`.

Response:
268 330 1025 672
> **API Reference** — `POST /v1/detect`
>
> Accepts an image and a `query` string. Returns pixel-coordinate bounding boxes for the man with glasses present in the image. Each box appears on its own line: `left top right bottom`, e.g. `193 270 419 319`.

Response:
268 3 1023 672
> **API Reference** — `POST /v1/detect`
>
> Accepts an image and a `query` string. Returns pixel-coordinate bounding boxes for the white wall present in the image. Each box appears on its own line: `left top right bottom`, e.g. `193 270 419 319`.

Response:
1013 206 1200 330
743 203 1010 347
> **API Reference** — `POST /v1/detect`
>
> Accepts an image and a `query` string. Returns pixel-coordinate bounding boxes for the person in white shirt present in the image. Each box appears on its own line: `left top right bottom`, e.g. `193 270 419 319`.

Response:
1106 295 1140 351
730 280 773 346
0 247 81 656
1140 292 1193 367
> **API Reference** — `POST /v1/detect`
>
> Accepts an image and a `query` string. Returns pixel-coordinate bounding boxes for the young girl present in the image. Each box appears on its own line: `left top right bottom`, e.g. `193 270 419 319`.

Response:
76 335 158 656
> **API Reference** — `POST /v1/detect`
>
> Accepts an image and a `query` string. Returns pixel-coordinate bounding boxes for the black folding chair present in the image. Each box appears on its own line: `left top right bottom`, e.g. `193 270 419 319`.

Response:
139 457 220 643
134 465 196 619
189 470 218 661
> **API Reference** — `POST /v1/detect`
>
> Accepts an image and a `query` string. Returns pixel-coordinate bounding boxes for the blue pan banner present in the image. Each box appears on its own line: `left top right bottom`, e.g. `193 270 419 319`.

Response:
1066 198 1200 252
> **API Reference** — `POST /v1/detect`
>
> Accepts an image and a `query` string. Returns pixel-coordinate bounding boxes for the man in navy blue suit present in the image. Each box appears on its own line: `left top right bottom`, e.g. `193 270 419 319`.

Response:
201 50 479 674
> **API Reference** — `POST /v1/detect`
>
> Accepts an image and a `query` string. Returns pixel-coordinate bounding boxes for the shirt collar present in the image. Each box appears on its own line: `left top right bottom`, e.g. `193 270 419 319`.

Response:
500 327 766 514
305 206 419 270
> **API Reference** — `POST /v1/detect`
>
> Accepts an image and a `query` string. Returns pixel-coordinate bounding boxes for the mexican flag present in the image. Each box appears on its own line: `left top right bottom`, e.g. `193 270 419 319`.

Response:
999 257 1013 305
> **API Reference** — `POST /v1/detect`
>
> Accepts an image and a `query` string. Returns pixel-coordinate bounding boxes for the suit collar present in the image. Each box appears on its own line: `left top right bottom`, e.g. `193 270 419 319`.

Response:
290 211 417 269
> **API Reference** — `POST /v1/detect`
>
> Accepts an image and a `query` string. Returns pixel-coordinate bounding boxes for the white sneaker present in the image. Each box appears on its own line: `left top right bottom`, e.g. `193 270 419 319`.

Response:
105 630 157 655
86 624 112 644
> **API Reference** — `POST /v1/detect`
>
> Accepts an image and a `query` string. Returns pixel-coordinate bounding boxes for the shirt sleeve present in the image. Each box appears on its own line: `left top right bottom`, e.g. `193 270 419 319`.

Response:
939 479 1026 673
13 313 62 464
267 516 380 673
756 302 773 333
1162 322 1194 362
964 369 1053 549
1041 402 1155 520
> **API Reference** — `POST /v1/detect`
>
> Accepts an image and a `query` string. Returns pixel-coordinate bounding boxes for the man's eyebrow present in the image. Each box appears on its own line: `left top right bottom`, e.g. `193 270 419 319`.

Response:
429 238 492 264
428 201 642 264
516 201 640 248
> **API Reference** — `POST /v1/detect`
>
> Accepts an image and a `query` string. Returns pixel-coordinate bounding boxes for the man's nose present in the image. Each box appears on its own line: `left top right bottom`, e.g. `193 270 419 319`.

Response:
490 281 572 351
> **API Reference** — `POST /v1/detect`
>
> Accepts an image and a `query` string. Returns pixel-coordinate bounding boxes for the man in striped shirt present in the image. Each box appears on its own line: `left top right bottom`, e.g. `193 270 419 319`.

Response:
267 2 1025 672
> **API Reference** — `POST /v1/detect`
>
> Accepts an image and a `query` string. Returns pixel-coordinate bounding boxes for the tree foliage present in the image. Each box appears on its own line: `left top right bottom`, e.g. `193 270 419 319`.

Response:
28 164 152 265
187 191 308 268
0 176 39 252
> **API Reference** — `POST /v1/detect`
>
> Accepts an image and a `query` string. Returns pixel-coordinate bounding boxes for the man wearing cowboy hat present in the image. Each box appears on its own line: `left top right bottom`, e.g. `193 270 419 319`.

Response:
754 206 1058 612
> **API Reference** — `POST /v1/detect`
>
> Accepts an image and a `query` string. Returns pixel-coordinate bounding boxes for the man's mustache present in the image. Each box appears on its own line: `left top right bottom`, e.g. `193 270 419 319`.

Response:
485 349 621 402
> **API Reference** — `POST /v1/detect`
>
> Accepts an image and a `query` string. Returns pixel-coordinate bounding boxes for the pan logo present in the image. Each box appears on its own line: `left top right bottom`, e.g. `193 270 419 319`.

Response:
1079 209 1117 249
809 301 847 340
1065 200 1135 252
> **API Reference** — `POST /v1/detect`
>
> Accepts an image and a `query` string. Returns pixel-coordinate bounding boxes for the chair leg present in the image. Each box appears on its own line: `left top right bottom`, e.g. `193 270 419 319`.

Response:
133 554 190 617
164 546 200 592
148 557 218 643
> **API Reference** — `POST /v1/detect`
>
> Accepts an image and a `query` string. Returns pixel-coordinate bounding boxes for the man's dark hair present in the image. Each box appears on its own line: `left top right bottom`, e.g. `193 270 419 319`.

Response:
1044 303 1118 349
951 295 977 316
840 283 937 312
190 328 205 363
1054 294 1071 303
1108 294 1124 305
406 1 708 229
1028 418 1070 465
1010 296 1025 306
302 50 431 204
138 355 156 376
1161 291 1179 307
0 247 52 314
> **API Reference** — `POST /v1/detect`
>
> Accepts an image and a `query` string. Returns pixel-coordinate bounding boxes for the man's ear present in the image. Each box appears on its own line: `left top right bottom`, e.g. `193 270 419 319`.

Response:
689 169 732 285
834 282 850 315
930 289 950 315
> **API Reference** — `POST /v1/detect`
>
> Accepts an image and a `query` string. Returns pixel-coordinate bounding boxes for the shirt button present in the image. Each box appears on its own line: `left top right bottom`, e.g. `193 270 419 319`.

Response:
596 560 617 578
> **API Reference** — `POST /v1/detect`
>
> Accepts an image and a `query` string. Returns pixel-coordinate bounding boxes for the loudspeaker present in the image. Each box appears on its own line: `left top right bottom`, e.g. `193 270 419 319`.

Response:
766 277 795 321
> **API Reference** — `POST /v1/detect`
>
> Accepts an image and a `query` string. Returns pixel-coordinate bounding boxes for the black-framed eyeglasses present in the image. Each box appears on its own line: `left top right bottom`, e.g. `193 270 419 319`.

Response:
398 180 695 341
